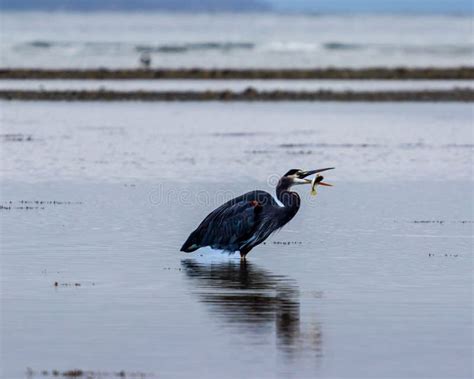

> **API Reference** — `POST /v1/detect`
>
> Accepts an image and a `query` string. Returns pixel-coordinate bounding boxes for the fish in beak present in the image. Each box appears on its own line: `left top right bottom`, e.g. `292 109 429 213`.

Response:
298 167 334 188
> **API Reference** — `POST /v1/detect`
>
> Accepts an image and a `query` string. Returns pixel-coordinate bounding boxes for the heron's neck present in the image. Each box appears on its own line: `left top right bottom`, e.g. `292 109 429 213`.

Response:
276 183 301 217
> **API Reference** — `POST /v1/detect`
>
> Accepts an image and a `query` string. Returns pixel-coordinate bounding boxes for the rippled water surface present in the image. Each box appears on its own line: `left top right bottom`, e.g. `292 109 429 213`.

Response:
2 13 473 68
1 101 472 378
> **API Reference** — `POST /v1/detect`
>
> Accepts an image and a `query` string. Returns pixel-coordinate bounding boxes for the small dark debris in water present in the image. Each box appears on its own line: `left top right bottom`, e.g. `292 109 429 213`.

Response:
245 149 272 155
3 206 45 210
1 133 34 142
53 282 90 287
1 200 82 211
19 200 82 205
124 183 136 187
414 220 445 224
428 253 460 258
62 370 83 377
272 241 303 245
399 142 427 149
286 150 313 155
279 143 312 148
212 132 264 137
30 368 155 378
442 143 474 149
412 220 473 224
320 143 380 148
280 142 382 149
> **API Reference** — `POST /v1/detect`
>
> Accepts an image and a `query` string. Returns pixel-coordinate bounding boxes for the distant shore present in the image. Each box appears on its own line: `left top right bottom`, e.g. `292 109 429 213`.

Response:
1 88 472 102
1 67 473 80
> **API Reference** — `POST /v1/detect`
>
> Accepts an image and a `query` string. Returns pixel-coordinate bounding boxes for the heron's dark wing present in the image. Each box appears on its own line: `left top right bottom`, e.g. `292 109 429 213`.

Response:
181 191 275 252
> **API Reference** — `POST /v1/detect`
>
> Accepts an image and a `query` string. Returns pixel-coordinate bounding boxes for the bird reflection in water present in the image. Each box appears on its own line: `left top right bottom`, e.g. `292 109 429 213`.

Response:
181 259 322 360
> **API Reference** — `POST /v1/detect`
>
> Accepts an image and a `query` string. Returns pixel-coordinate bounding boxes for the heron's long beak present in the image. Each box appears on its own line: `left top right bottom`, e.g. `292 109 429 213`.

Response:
300 167 335 178
300 167 334 186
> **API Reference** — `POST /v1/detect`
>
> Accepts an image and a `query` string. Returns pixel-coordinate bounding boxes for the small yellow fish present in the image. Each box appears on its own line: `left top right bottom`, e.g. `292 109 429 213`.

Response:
311 175 320 196
311 174 332 196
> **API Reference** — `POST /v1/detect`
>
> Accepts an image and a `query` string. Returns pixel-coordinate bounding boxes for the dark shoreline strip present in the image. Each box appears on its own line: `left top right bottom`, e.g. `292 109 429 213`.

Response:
1 67 473 80
0 89 472 102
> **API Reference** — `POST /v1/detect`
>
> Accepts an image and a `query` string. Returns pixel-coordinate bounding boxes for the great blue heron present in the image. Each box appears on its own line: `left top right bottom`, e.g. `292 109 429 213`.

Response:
181 168 334 259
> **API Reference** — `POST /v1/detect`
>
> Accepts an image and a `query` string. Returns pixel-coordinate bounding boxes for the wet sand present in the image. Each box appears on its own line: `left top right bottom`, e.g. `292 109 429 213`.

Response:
1 88 473 102
1 67 473 80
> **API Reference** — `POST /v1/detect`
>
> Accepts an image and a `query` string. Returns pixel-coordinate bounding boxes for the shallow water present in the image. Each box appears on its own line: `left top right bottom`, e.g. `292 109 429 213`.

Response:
1 101 473 378
1 102 472 182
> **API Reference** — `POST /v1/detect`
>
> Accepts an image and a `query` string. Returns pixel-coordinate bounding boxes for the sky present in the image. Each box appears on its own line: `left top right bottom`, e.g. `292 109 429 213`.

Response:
270 0 474 13
1 0 473 13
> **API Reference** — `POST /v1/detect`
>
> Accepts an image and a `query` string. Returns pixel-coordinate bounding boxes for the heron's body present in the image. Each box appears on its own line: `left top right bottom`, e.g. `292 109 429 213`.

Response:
180 168 333 259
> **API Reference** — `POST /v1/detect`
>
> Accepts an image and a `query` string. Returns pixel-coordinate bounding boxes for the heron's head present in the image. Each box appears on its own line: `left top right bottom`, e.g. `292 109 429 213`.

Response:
279 168 334 188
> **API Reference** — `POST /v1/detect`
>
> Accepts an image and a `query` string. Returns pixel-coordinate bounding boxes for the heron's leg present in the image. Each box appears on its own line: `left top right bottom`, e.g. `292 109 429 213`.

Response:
240 248 251 260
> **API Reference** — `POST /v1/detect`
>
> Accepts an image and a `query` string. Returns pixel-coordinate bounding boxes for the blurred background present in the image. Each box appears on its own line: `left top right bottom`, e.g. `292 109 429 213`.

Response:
1 0 473 69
